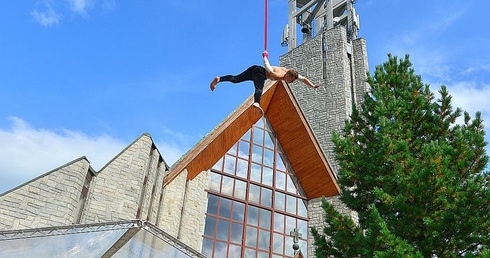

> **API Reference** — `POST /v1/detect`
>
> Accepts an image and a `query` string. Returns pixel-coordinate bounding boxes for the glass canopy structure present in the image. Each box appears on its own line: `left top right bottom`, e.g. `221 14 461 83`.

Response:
0 220 206 258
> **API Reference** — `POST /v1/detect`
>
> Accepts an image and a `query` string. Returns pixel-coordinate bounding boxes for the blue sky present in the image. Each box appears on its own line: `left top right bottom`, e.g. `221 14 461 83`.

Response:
1 0 489 193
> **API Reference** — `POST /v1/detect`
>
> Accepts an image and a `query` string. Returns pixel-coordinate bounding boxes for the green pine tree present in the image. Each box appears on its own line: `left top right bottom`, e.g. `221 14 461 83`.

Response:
312 54 490 257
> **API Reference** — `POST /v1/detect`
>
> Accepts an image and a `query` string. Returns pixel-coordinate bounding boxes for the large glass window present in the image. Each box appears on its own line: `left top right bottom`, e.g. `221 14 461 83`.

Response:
202 117 308 258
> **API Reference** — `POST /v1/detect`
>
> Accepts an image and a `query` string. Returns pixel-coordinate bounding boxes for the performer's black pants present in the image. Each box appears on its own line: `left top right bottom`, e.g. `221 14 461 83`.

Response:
219 65 266 104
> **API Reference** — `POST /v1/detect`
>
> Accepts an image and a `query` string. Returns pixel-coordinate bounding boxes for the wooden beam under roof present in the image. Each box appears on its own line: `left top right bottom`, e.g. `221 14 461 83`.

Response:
165 80 340 199
266 82 339 198
166 80 277 185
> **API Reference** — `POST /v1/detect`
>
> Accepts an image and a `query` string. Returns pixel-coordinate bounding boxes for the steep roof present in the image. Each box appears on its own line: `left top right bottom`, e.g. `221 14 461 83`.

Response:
166 80 340 199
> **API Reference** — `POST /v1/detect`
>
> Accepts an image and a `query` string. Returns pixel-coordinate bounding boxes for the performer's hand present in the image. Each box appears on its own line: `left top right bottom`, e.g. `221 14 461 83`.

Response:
262 51 269 58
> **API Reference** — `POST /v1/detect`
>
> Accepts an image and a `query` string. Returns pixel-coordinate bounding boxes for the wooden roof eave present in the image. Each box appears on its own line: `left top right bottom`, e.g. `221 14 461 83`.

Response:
266 82 340 198
164 80 340 199
164 80 278 186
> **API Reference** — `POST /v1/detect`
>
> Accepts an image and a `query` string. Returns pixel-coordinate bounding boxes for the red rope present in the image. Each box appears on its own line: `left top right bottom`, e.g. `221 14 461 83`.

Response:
264 0 268 51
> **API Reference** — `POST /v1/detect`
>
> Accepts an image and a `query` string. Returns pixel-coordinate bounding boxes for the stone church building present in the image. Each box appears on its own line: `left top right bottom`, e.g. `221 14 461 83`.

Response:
0 1 369 257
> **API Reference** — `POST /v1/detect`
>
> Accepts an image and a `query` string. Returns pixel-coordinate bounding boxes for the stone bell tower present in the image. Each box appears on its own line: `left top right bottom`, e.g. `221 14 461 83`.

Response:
280 0 368 175
279 0 369 256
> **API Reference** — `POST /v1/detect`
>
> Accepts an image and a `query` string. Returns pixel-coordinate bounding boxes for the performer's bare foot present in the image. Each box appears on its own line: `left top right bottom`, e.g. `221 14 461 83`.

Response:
210 77 220 91
252 102 264 115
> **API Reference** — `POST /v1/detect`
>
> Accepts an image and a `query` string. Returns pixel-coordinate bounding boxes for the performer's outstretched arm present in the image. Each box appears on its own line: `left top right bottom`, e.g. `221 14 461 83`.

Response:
298 75 320 88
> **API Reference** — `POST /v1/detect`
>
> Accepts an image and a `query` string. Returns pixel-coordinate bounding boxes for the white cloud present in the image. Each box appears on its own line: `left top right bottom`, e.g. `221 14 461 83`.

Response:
153 128 195 166
396 31 419 46
462 64 490 76
446 81 490 118
31 0 61 27
68 0 94 15
0 118 125 193
442 81 490 155
0 117 189 194
155 140 188 167
429 6 467 33
417 59 452 83
31 0 115 26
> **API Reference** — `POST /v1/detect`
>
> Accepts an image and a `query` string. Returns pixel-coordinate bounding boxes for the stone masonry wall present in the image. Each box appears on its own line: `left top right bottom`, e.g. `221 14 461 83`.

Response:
148 160 167 224
137 146 165 223
178 170 209 251
0 158 91 230
307 196 359 256
281 26 369 257
280 26 352 174
352 38 370 109
157 168 188 238
80 134 158 223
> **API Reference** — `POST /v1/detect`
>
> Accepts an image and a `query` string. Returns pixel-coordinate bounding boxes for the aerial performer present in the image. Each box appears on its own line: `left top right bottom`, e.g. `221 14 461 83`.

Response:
209 50 319 115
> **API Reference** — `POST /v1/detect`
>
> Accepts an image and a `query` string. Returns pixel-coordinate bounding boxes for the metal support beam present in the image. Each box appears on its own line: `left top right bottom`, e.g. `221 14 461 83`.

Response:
101 227 140 258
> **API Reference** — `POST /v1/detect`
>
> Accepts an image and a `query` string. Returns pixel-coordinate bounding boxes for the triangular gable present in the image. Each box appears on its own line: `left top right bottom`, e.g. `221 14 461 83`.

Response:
166 80 340 199
98 133 170 173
